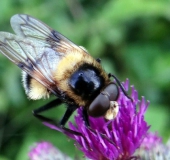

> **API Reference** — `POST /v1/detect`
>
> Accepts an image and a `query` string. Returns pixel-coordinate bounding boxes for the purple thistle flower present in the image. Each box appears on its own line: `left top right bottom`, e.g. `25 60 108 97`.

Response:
138 132 162 151
136 132 170 159
44 79 150 160
28 141 72 160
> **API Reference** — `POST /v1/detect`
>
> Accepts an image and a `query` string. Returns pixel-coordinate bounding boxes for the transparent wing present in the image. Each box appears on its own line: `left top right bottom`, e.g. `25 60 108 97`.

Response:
0 32 60 94
10 14 87 54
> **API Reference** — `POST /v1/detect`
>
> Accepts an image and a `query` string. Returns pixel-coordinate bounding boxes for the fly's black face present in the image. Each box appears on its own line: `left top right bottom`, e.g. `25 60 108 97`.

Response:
69 64 105 101
69 64 120 119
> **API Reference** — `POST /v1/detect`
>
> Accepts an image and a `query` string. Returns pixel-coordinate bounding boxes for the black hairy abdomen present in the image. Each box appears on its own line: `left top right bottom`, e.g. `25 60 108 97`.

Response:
24 73 32 91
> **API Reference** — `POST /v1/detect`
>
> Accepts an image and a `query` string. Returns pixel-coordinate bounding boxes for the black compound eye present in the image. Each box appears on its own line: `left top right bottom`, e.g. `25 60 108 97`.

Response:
103 83 119 101
88 93 110 117
88 83 119 117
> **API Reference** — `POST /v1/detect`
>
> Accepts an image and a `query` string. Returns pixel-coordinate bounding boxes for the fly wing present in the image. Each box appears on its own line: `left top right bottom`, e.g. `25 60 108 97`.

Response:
0 32 61 95
0 14 89 96
10 14 88 54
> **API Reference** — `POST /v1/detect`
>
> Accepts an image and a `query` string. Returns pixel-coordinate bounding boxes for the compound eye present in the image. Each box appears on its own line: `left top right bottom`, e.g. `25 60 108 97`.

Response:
88 93 110 117
88 83 119 118
103 83 119 101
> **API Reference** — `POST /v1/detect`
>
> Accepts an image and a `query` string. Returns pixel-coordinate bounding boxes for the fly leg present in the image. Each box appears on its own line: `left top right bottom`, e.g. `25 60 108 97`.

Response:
33 101 81 136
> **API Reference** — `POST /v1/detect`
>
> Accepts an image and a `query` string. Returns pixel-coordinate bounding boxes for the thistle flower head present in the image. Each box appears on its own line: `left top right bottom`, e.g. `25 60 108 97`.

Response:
28 141 72 160
44 79 150 160
139 132 162 150
136 132 170 160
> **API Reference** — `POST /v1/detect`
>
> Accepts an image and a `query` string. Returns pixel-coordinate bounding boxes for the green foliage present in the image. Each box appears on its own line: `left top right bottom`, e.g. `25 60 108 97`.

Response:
0 0 170 159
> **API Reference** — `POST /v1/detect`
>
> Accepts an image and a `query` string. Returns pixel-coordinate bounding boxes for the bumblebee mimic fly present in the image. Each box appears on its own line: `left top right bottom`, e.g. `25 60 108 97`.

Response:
0 14 132 133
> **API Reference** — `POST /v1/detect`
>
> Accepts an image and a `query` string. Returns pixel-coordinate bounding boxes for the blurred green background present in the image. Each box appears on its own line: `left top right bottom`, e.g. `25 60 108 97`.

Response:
0 0 170 159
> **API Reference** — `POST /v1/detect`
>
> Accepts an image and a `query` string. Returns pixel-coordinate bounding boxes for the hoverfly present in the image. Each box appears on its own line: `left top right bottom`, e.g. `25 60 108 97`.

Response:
0 14 132 134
